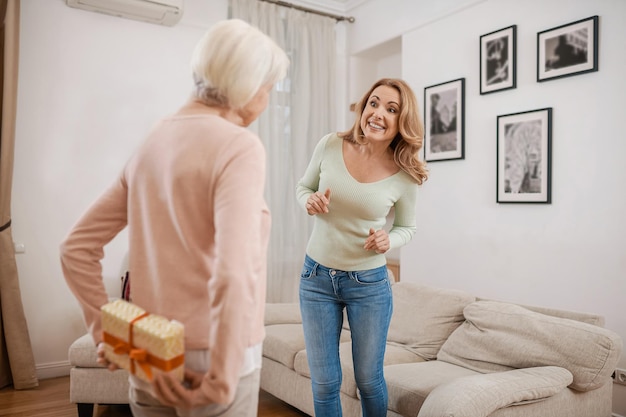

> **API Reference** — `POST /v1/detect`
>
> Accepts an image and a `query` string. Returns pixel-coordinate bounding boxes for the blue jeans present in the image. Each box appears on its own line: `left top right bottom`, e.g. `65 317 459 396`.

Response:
299 255 393 417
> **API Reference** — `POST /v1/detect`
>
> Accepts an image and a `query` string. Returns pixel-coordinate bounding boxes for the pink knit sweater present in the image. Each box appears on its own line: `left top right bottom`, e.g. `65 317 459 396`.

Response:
60 100 270 405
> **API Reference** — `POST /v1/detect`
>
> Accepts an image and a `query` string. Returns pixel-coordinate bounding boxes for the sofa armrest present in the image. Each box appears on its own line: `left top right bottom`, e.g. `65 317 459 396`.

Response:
264 303 302 325
417 366 573 417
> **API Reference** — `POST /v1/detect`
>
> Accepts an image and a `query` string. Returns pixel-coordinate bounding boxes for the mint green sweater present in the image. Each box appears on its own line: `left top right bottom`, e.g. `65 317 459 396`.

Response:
296 133 418 271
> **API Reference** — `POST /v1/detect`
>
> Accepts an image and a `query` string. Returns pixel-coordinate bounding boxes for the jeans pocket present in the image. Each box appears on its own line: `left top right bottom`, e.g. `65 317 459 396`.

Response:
352 266 388 285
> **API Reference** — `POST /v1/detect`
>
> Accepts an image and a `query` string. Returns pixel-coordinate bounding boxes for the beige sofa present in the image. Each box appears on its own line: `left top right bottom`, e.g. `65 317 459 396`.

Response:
261 282 622 417
68 333 130 417
67 253 130 417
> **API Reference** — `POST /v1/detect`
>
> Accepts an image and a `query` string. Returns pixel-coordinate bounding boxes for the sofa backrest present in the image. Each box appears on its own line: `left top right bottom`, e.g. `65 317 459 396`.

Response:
387 282 476 360
477 297 605 326
437 300 622 391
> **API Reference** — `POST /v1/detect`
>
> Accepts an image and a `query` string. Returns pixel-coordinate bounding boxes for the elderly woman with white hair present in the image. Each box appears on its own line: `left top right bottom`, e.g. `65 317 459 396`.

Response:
60 19 289 417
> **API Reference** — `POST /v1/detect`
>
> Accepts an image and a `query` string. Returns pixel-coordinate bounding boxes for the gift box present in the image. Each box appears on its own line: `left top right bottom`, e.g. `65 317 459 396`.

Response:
101 299 184 382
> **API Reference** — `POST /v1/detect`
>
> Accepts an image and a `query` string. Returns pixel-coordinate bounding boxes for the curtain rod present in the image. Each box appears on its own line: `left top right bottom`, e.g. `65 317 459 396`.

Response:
258 0 355 23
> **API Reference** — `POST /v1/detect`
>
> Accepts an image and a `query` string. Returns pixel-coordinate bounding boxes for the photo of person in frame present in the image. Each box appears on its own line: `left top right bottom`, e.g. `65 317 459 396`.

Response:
428 89 457 153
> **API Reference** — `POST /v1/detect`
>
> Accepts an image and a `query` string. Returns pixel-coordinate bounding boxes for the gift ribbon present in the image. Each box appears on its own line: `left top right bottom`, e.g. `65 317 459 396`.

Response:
102 312 184 381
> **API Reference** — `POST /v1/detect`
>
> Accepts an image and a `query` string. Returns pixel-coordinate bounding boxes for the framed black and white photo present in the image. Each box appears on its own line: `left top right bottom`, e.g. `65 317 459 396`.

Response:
424 78 464 162
537 15 598 82
480 25 516 94
497 108 552 204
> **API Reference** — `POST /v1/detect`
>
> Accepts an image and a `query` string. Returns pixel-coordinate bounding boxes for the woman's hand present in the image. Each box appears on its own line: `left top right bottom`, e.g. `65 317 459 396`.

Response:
306 189 331 215
364 228 390 254
151 368 208 410
96 342 120 371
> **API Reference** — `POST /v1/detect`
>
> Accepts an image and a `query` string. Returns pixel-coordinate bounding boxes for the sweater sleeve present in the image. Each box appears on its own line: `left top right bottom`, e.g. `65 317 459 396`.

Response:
199 134 266 405
59 175 129 344
388 180 418 250
295 133 332 209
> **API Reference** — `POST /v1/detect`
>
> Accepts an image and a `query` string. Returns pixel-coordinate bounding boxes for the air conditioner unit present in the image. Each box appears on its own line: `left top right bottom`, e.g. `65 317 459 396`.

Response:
65 0 183 27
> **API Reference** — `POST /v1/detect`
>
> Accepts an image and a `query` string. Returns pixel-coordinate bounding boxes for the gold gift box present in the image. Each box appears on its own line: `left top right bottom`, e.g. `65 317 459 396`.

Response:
101 299 184 382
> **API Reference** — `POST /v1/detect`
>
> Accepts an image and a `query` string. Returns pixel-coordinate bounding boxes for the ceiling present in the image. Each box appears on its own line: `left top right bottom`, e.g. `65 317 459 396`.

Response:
287 0 368 15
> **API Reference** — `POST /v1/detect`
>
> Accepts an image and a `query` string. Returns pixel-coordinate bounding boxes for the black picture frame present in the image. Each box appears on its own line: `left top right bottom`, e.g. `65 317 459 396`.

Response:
480 25 516 94
423 78 465 162
497 108 552 204
537 15 599 82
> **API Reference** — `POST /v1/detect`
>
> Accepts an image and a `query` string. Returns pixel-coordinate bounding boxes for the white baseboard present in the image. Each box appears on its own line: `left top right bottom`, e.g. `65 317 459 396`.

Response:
612 413 625 417
36 360 71 380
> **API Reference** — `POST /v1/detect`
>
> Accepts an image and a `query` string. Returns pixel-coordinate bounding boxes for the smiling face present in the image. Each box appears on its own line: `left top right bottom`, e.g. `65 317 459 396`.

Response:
360 85 401 143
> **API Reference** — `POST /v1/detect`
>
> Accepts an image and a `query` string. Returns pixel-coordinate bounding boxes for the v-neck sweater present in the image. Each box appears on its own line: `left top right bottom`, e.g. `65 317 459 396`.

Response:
296 133 418 271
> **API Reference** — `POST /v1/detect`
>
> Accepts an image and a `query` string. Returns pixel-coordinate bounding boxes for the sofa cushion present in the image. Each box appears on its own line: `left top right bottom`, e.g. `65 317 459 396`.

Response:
437 301 623 391
387 282 475 360
416 366 573 417
294 340 426 398
477 298 605 326
263 324 307 370
264 303 302 325
68 333 105 368
385 360 480 416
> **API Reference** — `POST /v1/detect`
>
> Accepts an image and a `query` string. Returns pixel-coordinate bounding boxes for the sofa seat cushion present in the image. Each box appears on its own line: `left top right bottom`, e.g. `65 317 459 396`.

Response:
416 366 573 417
69 333 104 368
69 366 130 404
264 303 302 326
385 360 480 416
388 283 475 360
263 324 308 370
293 341 426 398
437 301 623 391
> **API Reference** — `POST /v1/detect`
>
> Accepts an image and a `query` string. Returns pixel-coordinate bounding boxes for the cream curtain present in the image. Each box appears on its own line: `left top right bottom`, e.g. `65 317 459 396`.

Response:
230 0 336 302
0 0 39 390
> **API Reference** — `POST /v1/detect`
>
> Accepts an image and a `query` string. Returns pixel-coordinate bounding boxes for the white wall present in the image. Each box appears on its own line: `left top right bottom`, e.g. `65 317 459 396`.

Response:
347 0 488 55
12 0 228 378
348 36 402 110
346 0 626 413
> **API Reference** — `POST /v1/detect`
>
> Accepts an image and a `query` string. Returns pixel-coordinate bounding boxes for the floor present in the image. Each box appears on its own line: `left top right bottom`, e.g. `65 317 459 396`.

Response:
0 376 308 417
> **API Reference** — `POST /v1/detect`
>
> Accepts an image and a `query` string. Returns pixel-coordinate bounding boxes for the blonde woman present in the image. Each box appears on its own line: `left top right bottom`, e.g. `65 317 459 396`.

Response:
296 78 427 416
61 19 289 417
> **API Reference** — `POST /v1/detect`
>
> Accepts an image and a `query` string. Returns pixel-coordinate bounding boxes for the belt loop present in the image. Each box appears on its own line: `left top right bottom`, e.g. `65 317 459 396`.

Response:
311 261 318 276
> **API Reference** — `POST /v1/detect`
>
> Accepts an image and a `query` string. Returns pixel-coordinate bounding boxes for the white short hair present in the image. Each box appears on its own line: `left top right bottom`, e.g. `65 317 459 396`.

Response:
191 19 289 109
